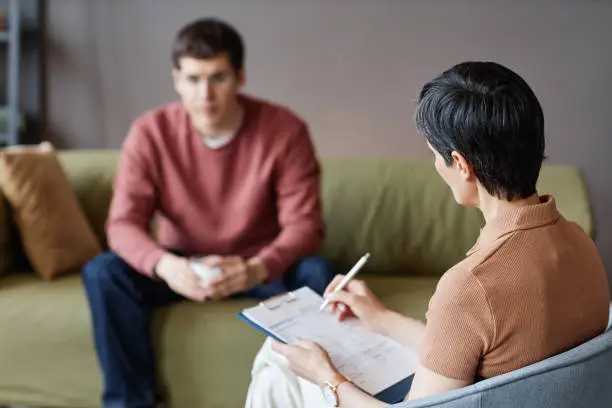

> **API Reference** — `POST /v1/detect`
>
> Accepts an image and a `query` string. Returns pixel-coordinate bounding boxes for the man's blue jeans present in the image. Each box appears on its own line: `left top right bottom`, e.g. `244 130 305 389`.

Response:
82 251 335 408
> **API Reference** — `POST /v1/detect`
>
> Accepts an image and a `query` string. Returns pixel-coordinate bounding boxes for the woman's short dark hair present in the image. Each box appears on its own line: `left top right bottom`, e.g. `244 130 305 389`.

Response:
172 18 244 72
415 61 545 201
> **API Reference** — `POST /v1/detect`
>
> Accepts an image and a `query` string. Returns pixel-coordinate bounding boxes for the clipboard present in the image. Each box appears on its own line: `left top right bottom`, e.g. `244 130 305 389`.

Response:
237 291 298 343
237 287 416 404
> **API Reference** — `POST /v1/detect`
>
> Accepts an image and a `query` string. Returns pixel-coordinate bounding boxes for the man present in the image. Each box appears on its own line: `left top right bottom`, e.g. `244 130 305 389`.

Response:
82 18 335 408
244 61 610 407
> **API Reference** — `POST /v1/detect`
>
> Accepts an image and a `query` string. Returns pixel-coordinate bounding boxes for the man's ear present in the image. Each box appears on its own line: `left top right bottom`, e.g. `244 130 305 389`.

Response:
236 68 246 88
451 151 474 181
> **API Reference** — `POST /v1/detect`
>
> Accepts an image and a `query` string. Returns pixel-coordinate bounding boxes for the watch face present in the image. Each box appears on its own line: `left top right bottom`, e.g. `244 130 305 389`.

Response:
322 385 338 406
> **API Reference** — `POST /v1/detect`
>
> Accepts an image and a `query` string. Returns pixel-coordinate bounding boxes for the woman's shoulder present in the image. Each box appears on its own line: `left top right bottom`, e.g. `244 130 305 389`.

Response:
433 261 490 308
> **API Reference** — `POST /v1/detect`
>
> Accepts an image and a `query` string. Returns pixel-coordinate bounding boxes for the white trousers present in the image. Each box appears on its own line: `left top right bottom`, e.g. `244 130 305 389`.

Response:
245 338 329 408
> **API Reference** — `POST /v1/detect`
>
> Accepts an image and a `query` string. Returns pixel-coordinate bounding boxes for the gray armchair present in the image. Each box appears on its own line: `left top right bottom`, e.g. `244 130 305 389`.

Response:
391 314 612 408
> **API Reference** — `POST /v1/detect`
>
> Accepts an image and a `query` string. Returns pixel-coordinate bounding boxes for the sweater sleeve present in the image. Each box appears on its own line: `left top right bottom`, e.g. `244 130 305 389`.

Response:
419 269 495 381
105 123 167 276
256 123 325 280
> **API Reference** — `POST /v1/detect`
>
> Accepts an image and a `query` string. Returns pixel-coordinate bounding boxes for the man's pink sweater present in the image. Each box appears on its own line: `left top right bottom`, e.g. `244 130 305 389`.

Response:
106 95 324 280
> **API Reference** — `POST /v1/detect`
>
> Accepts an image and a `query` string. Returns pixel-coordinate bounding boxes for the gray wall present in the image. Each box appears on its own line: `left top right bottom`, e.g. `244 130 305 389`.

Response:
46 0 612 286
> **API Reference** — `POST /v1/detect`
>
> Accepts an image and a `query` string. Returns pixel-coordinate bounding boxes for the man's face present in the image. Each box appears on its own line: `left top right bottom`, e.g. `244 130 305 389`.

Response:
172 54 245 132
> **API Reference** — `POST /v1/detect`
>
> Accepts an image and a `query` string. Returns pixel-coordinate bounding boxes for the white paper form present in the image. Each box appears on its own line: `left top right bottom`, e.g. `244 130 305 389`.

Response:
241 287 419 396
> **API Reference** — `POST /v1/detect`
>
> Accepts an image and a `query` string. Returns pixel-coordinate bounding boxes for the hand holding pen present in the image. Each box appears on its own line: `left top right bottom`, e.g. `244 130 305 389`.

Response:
320 253 390 334
320 253 370 311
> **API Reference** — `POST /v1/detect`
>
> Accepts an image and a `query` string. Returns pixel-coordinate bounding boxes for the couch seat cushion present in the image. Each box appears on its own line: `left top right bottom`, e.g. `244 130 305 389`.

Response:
0 272 438 407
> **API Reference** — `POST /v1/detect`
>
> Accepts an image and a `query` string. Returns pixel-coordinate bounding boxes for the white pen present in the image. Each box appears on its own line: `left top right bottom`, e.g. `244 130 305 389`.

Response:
319 252 371 312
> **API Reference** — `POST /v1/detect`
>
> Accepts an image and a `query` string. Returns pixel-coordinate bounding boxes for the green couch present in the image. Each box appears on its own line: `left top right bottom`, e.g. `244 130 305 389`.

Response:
0 150 594 408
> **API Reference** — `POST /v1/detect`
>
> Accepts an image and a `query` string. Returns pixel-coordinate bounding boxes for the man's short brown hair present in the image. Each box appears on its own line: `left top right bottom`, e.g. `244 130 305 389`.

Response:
172 18 244 72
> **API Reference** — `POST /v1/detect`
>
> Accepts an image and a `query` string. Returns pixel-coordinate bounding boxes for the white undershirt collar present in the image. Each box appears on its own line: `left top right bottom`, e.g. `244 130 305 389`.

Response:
202 105 244 149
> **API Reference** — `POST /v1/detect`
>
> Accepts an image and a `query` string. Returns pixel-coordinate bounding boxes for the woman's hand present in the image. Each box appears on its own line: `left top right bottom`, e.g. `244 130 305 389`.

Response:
272 340 339 385
324 276 389 334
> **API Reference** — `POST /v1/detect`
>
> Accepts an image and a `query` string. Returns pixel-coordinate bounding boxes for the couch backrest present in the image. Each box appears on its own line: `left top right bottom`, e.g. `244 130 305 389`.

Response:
391 327 612 408
318 157 593 276
50 150 593 278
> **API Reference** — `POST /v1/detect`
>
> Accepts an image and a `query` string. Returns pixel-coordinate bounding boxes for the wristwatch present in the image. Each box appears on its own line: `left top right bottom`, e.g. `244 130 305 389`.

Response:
321 373 352 407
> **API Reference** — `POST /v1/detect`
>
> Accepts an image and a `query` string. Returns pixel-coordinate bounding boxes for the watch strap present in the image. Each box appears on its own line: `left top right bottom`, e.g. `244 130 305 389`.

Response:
327 373 352 389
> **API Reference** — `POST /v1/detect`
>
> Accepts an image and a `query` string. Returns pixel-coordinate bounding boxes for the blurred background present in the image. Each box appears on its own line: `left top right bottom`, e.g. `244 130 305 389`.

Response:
7 0 612 289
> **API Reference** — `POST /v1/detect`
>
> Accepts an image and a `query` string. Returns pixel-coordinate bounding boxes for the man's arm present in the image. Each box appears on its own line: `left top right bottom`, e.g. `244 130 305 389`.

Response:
106 124 167 276
255 123 324 280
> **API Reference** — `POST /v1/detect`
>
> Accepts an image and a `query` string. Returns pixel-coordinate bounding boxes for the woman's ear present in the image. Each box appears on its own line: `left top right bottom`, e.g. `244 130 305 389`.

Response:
451 151 474 181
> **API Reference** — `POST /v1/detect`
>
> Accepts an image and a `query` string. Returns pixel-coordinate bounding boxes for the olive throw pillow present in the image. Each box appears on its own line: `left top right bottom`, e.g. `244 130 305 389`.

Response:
0 143 101 279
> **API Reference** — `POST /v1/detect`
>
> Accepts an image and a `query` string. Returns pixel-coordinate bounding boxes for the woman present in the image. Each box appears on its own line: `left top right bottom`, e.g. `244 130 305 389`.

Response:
244 61 610 407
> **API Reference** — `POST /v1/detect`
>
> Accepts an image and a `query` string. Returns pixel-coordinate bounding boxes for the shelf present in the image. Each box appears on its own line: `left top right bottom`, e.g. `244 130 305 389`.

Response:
0 0 41 147
0 107 25 145
0 107 25 124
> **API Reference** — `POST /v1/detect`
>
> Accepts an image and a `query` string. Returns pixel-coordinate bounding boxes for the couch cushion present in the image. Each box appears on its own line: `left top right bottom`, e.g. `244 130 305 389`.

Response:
320 157 594 277
0 272 438 408
57 150 119 249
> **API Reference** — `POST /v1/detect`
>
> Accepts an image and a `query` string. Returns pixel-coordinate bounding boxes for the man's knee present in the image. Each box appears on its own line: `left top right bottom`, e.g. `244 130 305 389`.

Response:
82 251 132 292
293 255 335 294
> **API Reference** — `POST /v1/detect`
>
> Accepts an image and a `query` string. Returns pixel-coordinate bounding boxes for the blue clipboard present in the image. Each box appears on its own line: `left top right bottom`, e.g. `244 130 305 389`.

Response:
237 311 285 343
237 311 413 404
